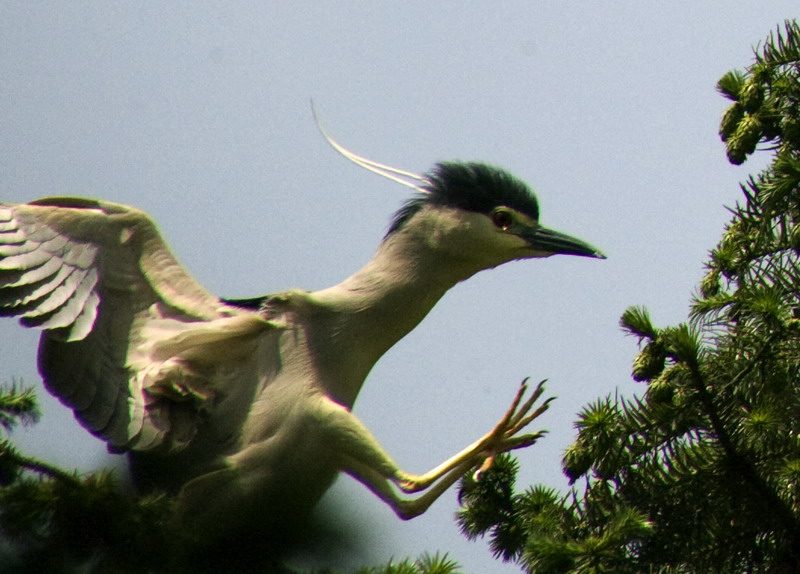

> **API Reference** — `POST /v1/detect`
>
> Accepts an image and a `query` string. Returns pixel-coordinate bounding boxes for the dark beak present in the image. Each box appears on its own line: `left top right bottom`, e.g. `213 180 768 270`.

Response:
518 225 606 259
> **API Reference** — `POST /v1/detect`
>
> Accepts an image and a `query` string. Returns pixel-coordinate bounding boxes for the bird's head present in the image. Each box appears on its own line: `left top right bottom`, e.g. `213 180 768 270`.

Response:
385 162 604 268
313 106 605 272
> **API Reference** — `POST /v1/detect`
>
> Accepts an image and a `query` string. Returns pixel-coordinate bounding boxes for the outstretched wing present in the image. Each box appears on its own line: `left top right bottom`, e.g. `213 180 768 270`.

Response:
0 197 272 452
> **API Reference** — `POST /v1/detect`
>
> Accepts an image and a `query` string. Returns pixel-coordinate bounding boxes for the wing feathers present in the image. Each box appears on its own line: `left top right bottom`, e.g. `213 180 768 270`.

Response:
10 264 73 307
0 235 38 256
2 197 254 452
68 290 100 341
21 268 90 319
62 241 97 268
7 256 65 289
23 268 99 335
0 204 101 339
0 244 53 270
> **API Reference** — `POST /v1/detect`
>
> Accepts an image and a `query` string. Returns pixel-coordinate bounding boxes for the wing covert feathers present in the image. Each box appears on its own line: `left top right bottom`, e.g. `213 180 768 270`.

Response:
1 198 269 451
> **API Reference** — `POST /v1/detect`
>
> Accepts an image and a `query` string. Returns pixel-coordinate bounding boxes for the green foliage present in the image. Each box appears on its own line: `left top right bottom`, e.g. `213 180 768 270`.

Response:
0 385 42 488
718 20 800 164
0 472 174 573
456 19 800 573
458 455 525 561
619 306 659 340
0 385 176 572
457 455 653 573
353 554 461 574
0 384 39 434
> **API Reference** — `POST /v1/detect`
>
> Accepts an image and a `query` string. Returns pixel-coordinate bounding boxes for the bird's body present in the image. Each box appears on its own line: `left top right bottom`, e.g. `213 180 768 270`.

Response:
0 142 603 551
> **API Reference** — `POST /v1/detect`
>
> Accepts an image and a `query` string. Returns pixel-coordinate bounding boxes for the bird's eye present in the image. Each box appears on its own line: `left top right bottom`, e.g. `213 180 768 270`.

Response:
491 210 513 231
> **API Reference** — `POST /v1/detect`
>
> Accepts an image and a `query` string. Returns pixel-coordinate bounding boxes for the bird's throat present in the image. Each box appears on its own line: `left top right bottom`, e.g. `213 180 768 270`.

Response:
308 231 476 407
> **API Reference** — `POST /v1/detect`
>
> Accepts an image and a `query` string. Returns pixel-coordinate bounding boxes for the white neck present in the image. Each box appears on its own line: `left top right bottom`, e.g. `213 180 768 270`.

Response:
309 219 487 407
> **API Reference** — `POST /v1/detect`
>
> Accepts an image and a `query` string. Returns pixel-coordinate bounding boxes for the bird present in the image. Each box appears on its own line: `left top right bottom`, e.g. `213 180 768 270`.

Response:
0 117 604 555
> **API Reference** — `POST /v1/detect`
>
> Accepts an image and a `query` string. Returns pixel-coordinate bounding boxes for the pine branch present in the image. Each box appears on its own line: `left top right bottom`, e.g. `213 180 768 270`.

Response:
0 440 80 486
682 357 800 541
0 383 40 433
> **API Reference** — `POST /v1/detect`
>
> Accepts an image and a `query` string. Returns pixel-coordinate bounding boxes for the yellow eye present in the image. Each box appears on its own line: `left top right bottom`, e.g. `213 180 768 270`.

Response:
491 210 513 230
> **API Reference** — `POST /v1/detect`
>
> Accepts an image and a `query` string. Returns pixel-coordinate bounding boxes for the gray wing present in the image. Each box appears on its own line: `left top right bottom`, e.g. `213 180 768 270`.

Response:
0 197 272 451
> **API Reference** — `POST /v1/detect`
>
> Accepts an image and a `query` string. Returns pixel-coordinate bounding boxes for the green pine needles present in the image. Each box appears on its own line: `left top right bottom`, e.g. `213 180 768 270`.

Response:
0 386 176 573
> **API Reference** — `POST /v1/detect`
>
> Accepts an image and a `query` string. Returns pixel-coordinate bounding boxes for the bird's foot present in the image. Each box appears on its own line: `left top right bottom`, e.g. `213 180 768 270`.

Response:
393 380 552 492
472 379 552 480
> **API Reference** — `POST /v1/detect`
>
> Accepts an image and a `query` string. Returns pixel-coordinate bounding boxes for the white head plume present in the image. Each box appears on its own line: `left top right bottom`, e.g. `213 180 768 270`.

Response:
311 102 430 193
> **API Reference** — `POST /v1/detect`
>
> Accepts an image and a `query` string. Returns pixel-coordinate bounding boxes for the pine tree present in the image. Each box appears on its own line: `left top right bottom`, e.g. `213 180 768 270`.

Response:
456 19 800 574
0 385 178 573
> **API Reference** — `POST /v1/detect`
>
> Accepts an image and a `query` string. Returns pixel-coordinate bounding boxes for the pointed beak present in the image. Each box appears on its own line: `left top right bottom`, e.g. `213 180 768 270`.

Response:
517 225 606 259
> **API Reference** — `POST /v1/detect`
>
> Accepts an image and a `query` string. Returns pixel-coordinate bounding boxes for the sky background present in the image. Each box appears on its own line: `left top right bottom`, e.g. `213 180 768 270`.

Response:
1 3 797 572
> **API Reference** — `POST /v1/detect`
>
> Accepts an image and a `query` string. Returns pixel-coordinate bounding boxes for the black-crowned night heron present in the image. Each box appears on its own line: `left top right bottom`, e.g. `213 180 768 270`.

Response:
0 121 604 549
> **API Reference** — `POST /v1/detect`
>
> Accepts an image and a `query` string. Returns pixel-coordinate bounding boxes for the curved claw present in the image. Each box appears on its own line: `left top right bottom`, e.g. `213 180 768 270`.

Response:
397 475 422 493
473 455 496 481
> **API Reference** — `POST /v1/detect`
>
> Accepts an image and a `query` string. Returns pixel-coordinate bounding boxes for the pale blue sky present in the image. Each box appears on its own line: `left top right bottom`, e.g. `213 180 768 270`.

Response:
1 3 797 571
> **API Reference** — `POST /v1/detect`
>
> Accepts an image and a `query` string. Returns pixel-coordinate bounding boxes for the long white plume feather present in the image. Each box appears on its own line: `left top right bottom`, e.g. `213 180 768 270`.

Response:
311 101 429 193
